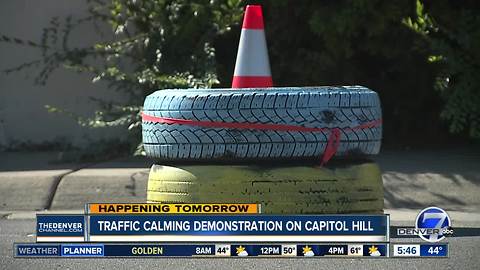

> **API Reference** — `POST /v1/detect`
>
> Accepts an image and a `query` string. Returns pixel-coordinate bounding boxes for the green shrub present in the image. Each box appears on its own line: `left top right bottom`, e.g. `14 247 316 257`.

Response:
403 0 480 138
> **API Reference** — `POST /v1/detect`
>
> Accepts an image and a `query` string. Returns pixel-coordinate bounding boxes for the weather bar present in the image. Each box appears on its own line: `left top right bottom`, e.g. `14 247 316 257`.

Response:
14 243 389 258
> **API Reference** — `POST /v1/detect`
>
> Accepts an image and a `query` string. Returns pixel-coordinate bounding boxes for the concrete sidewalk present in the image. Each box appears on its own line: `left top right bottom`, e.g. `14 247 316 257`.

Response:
1 149 479 226
0 152 150 211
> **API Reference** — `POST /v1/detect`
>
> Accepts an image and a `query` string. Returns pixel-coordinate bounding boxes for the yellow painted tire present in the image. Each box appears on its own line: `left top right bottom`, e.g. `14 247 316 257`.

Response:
147 162 383 214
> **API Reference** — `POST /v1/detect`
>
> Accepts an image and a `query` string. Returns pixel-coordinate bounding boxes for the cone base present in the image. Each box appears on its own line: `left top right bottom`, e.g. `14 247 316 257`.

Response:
232 76 273 88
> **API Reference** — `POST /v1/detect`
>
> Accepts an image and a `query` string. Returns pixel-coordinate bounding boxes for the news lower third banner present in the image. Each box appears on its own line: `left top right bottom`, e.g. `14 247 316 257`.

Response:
37 214 389 242
88 215 389 242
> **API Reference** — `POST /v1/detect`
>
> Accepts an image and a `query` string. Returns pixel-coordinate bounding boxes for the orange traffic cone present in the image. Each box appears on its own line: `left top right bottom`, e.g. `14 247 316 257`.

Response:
232 5 273 88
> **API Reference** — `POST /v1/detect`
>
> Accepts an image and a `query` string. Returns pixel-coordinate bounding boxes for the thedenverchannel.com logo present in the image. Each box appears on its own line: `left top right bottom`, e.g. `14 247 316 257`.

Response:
397 207 454 242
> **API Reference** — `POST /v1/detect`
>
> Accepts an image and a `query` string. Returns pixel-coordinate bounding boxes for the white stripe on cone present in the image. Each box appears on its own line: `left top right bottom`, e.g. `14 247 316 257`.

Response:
233 29 272 76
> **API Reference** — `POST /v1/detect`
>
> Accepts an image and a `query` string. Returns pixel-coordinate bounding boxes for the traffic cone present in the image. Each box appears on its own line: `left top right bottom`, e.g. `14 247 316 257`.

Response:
232 5 273 88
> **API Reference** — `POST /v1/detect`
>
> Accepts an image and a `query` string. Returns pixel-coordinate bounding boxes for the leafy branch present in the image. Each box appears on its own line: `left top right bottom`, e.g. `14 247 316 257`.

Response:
1 0 243 156
403 0 480 138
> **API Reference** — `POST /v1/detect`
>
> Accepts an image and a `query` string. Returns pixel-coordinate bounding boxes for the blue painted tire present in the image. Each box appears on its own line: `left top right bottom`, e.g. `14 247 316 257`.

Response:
142 86 382 161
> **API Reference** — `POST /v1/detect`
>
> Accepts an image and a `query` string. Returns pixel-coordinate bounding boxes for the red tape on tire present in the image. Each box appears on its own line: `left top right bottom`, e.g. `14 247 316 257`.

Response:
142 112 382 165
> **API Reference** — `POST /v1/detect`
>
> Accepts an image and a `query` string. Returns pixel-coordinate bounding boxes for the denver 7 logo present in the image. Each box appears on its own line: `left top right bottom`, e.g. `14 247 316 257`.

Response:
415 207 451 242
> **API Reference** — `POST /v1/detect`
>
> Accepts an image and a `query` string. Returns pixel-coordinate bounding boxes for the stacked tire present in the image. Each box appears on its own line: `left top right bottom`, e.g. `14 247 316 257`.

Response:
142 86 384 214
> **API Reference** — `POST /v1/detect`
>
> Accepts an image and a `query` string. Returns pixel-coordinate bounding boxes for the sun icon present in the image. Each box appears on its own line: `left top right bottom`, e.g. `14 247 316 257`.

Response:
368 245 381 256
302 245 315 257
236 245 248 256
236 245 246 254
368 245 378 254
302 246 312 254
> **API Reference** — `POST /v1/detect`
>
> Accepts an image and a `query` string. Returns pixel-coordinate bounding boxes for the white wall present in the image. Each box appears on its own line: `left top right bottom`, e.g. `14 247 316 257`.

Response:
0 0 128 148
